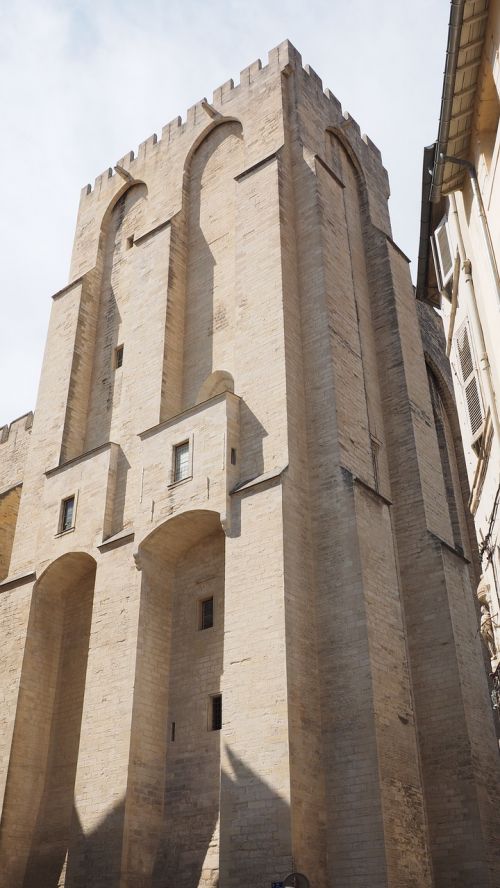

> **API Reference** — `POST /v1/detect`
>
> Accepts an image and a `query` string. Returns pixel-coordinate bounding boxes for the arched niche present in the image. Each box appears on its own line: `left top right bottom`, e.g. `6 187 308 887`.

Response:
127 510 225 888
141 507 223 565
61 182 149 464
181 121 243 411
84 182 148 452
196 369 234 404
321 128 382 486
98 179 148 241
324 126 366 186
0 552 96 888
426 362 471 557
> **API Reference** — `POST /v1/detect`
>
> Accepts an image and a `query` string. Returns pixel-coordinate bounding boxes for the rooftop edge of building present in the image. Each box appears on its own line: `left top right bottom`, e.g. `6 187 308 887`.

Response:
80 39 383 199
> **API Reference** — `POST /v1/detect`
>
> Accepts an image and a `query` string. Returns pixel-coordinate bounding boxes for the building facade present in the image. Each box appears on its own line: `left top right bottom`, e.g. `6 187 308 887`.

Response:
417 0 500 683
1 39 500 888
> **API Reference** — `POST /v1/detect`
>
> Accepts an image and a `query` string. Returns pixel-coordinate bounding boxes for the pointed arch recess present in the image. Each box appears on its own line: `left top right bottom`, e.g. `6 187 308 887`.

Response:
126 510 225 886
0 552 97 887
181 120 244 410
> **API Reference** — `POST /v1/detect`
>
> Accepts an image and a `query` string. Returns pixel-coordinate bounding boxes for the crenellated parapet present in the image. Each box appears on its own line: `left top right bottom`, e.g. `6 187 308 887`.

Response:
0 411 33 446
0 412 33 493
0 413 33 579
70 40 389 280
286 50 391 234
79 42 288 202
81 40 384 201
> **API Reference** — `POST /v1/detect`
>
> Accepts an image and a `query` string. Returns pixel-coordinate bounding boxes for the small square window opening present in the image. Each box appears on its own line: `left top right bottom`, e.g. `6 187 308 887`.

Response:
210 694 222 732
114 345 124 369
200 597 214 630
60 496 75 533
174 441 190 483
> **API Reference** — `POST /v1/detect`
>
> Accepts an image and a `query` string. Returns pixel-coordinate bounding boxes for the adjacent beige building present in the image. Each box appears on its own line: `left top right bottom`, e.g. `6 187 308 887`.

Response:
1 38 500 888
417 0 500 689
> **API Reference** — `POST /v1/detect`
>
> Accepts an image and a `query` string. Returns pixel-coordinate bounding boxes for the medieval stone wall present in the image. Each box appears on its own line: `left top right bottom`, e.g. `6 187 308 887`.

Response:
0 39 499 888
0 412 33 580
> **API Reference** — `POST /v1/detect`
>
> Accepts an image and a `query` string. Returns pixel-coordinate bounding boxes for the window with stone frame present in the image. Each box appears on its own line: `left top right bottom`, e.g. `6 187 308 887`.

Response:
199 597 214 630
210 694 222 731
60 496 75 533
173 441 190 483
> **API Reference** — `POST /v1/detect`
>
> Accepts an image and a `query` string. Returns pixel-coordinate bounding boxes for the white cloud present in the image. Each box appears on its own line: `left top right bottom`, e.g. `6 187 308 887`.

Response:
0 0 449 422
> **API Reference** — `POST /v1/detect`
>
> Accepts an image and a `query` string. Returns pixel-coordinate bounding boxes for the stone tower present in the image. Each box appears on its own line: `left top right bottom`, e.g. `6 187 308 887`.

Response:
1 40 499 888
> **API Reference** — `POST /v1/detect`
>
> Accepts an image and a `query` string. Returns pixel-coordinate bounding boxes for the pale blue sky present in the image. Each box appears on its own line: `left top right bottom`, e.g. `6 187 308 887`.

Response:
0 0 450 423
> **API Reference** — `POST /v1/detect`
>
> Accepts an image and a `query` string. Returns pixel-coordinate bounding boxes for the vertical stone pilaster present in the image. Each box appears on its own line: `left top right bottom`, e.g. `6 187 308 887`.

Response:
220 482 293 888
66 543 140 888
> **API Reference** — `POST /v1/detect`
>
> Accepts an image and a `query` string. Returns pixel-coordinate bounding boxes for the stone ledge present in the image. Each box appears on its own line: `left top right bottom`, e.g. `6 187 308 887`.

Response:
314 154 345 188
134 218 172 246
139 391 240 440
231 465 287 494
234 150 281 182
51 273 87 301
428 530 470 563
0 570 36 593
98 529 135 553
372 225 411 264
45 441 114 477
0 480 22 498
341 466 393 506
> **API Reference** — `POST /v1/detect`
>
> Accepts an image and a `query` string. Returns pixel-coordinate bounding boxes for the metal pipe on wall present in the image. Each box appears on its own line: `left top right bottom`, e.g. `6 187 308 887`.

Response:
442 153 500 308
448 190 500 445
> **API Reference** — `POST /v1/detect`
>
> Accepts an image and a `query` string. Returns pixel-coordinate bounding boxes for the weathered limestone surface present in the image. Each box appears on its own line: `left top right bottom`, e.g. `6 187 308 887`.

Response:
0 39 499 888
0 413 33 580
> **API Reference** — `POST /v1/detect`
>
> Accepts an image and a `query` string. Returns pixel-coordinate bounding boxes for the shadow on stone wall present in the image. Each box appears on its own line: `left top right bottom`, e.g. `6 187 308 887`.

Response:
63 802 125 888
31 746 292 888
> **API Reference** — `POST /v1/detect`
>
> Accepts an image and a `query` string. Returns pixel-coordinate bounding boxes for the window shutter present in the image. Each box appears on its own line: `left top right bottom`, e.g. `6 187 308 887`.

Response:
465 378 483 435
457 324 473 380
456 322 484 437
433 216 453 287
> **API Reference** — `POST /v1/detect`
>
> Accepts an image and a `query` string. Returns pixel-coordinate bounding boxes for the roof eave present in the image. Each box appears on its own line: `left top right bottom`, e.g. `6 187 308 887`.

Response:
416 0 490 302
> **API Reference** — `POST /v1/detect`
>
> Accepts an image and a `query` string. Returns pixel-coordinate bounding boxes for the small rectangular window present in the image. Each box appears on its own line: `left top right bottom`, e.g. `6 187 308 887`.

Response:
115 345 124 368
230 447 237 465
173 441 190 482
125 234 134 250
114 345 124 369
210 694 222 731
60 496 75 533
200 597 214 630
170 721 176 742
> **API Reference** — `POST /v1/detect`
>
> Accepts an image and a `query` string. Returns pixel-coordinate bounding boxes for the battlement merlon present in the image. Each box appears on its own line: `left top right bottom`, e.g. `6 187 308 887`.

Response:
0 412 34 445
80 40 384 199
0 412 34 493
70 39 390 281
